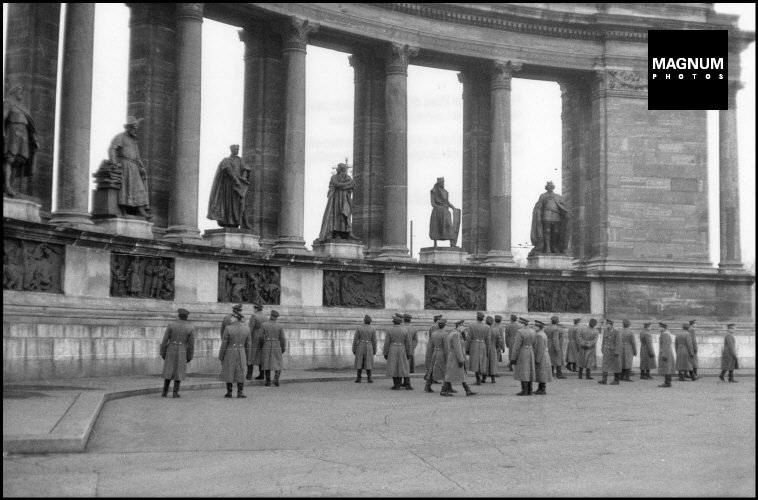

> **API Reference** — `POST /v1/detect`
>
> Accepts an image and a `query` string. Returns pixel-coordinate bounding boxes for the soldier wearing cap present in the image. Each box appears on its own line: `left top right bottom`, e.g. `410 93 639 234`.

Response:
260 310 287 387
484 316 502 383
494 315 506 368
465 312 490 385
218 307 252 398
619 319 638 382
511 317 537 395
247 302 266 380
577 319 599 380
403 313 418 378
675 323 696 382
353 315 377 383
720 323 739 383
533 320 552 395
657 322 675 388
545 315 567 379
424 314 443 385
424 317 449 393
384 313 412 390
160 308 195 398
638 322 657 380
442 319 476 397
687 319 699 379
504 314 520 371
565 318 581 373
598 319 622 385
221 304 243 338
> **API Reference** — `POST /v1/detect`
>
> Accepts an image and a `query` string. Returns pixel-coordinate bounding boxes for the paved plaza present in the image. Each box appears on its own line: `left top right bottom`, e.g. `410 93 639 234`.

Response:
3 372 755 497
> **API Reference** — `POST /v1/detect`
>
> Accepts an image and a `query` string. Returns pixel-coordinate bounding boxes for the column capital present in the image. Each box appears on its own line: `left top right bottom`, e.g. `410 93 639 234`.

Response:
281 17 319 52
491 60 522 90
727 80 743 108
175 3 204 21
386 43 419 76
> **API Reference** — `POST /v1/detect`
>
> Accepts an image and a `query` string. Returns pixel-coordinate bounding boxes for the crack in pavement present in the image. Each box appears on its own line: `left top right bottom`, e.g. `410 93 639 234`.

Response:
408 449 465 491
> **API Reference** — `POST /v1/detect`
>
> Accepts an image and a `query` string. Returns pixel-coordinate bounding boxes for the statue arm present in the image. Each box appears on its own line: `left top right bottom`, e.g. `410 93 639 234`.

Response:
107 135 121 164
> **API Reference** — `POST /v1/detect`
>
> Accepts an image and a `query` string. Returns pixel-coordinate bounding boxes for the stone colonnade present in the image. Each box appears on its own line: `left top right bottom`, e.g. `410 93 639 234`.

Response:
2 3 745 270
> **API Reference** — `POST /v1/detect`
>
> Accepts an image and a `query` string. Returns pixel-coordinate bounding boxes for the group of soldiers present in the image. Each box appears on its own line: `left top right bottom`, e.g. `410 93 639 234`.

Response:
158 306 741 399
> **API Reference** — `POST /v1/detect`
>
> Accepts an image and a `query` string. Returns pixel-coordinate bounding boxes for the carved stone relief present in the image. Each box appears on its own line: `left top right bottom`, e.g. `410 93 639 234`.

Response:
528 280 590 313
110 254 174 300
323 271 384 308
218 263 280 305
3 238 63 293
424 275 486 310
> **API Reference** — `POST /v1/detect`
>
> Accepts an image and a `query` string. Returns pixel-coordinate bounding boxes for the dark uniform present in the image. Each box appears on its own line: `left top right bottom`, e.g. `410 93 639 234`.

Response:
599 320 622 385
533 321 552 395
465 312 490 385
511 318 536 395
565 318 581 372
160 309 195 398
424 319 449 393
577 320 599 379
619 322 638 381
353 315 377 383
674 325 695 381
260 310 287 387
484 316 501 383
638 323 657 379
545 316 566 379
719 324 739 383
657 323 675 388
688 320 699 378
247 304 266 380
219 314 252 398
403 314 418 376
441 321 476 396
504 316 520 371
384 316 411 390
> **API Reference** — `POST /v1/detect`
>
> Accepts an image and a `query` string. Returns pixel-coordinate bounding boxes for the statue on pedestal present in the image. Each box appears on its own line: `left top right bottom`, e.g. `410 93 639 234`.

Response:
317 162 357 242
429 177 460 247
106 116 151 220
530 181 570 255
3 85 38 198
207 144 251 228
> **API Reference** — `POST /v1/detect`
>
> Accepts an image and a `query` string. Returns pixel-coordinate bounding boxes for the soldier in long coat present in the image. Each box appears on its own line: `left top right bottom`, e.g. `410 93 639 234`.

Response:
221 303 242 338
383 314 411 390
565 318 581 372
533 320 553 395
511 317 537 395
484 316 501 383
599 319 622 385
494 315 506 365
545 316 566 379
403 314 418 378
577 319 599 380
688 319 699 378
424 317 449 393
619 319 638 381
504 314 520 371
247 303 266 380
353 315 377 383
657 322 675 388
442 319 476 396
424 314 443 384
160 308 195 398
260 310 287 387
719 323 739 383
674 323 695 381
218 309 252 398
638 322 657 379
465 312 490 385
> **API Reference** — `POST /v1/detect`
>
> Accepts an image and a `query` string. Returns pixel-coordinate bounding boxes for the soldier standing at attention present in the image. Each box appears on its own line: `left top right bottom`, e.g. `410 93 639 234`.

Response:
511 317 537 396
533 320 552 395
565 318 581 373
424 317 449 393
577 318 599 380
545 315 566 379
688 319 699 379
160 308 195 398
465 312 490 385
353 315 377 383
598 319 622 385
221 303 243 337
484 316 501 383
384 313 411 390
504 314 519 371
675 323 696 382
442 318 476 397
247 302 266 380
620 319 638 381
424 314 443 385
657 322 675 388
403 313 418 377
638 322 657 380
719 323 739 383
260 310 287 387
218 307 251 398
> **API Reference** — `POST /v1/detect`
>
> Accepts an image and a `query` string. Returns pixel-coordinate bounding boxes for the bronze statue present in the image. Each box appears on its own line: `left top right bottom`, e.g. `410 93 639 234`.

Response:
3 85 38 198
108 116 151 220
429 177 460 247
530 181 570 255
317 162 357 242
207 144 251 228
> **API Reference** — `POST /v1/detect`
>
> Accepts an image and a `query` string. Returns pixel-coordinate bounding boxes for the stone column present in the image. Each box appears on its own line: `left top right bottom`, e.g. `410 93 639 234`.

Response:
375 43 418 261
3 3 61 218
164 3 203 242
718 81 744 272
274 17 318 255
51 3 96 229
484 61 520 266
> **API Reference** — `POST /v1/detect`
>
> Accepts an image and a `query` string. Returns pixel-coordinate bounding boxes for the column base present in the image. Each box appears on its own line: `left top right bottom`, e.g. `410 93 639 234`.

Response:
50 210 94 230
582 257 716 274
481 250 516 267
164 225 207 244
418 246 469 265
93 216 154 239
313 241 365 259
718 261 746 274
373 245 412 262
527 254 573 270
273 236 311 255
3 196 42 223
204 228 261 251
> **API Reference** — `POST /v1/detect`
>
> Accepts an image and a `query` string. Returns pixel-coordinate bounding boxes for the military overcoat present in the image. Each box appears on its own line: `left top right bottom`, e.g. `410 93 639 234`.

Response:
720 333 739 371
260 320 287 371
657 330 675 375
689 327 699 369
620 328 638 370
160 319 195 380
533 330 553 383
426 328 448 381
383 325 411 377
352 323 377 370
545 324 564 366
218 321 251 383
600 327 622 373
511 327 536 382
577 326 598 369
566 325 580 364
424 324 440 371
674 331 694 371
248 312 266 365
639 329 657 370
465 321 490 373
485 326 502 375
444 328 468 384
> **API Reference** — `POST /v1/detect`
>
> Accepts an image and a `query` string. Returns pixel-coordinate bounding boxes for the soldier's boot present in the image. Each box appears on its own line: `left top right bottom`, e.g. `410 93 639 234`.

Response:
246 364 254 381
474 372 481 385
255 366 265 380
693 367 698 378
355 370 362 383
225 383 233 397
490 375 496 383
516 382 527 396
678 371 686 382
728 370 738 383
450 385 458 393
172 381 181 398
409 356 415 374
610 373 620 385
598 372 608 385
578 368 583 380
534 383 546 395
367 370 373 383
391 377 401 390
404 377 413 390
424 379 434 393
585 369 593 380
463 382 477 396
237 383 246 398
162 379 171 397
719 370 726 382
639 370 646 380
556 366 567 379
480 372 487 383
551 366 555 377
527 382 534 395
440 382 453 397
647 370 655 380
689 370 698 381
264 371 271 387
658 375 672 388
273 370 281 387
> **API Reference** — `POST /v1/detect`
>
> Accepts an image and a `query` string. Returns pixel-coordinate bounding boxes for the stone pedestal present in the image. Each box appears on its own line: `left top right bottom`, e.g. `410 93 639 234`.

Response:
204 229 261 251
373 245 413 262
313 241 364 259
93 217 154 239
527 254 573 270
482 250 516 267
3 197 42 223
419 247 469 265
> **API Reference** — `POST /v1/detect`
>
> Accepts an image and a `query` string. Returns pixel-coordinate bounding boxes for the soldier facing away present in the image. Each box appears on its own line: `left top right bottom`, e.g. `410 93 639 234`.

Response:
533 320 553 395
160 308 195 398
504 314 520 372
657 322 676 388
484 316 501 383
687 319 699 379
384 314 412 390
545 315 567 379
442 319 476 397
577 318 599 380
218 307 251 398
675 323 696 382
511 317 537 396
638 322 657 380
260 310 287 387
465 312 490 385
353 315 377 383
620 319 638 381
719 323 739 383
565 317 581 373
246 302 266 380
403 313 418 380
424 317 449 393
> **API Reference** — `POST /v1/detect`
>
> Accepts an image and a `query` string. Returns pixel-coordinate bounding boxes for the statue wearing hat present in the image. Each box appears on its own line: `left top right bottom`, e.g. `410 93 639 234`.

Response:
429 177 460 247
207 144 251 228
529 180 569 255
316 161 358 242
107 116 151 220
3 85 38 198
